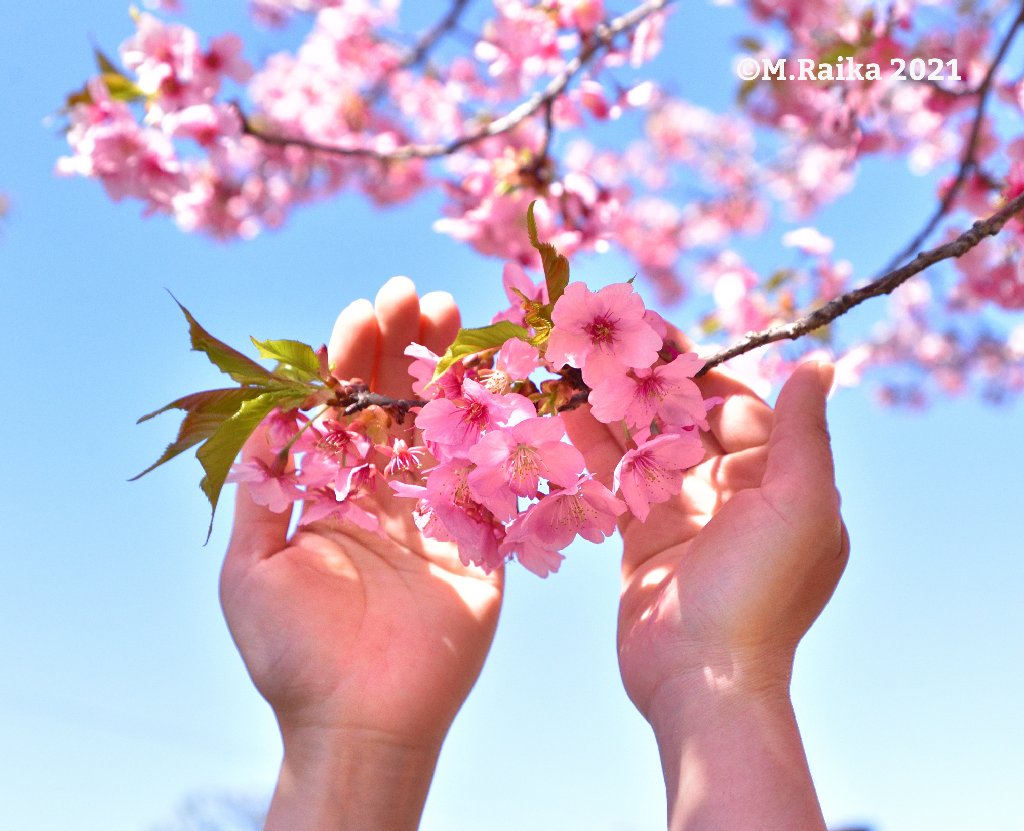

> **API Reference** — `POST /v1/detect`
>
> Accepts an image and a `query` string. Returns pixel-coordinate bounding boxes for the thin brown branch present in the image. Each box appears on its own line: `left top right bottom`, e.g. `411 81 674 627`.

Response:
400 0 474 71
340 387 426 423
698 190 1024 375
365 0 475 103
238 0 671 162
878 3 1024 273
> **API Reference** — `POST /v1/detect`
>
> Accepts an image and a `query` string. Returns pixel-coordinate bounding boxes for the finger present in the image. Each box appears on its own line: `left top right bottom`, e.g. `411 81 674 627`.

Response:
763 361 839 513
374 276 423 397
659 317 774 453
698 368 774 453
225 426 292 570
419 291 460 355
328 298 379 383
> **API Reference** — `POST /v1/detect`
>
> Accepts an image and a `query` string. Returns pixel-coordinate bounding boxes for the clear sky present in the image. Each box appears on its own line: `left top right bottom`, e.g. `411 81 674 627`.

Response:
1 3 1022 831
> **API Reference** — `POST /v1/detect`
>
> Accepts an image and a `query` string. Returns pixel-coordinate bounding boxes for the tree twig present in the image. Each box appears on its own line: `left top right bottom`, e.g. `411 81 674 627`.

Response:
877 3 1024 274
238 0 671 161
340 387 426 422
365 0 475 103
697 190 1024 375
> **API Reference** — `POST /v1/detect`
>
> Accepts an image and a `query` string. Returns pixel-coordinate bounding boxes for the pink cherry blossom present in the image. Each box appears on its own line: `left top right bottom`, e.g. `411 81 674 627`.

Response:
227 458 302 513
588 353 709 430
414 461 506 573
299 488 380 532
498 516 565 577
546 282 662 385
312 418 371 464
613 432 705 522
519 476 625 550
377 438 426 478
416 378 534 459
467 415 585 519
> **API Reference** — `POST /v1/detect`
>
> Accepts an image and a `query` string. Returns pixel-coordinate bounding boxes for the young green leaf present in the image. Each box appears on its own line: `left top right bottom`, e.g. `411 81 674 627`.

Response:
526 201 570 306
196 389 307 539
132 388 271 480
432 321 530 383
131 409 236 481
173 298 274 384
250 337 321 382
137 387 266 424
93 48 121 75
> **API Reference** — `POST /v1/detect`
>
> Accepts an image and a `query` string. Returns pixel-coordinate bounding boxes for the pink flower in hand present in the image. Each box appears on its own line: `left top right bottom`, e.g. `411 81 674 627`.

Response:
416 378 535 459
546 282 662 385
299 488 380 532
393 462 505 573
312 418 371 464
498 515 566 578
377 438 427 478
613 432 705 522
467 415 585 519
521 475 626 550
228 459 302 513
589 352 710 429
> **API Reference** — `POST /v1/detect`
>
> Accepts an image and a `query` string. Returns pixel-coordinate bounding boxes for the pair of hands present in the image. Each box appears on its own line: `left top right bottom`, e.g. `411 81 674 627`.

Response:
220 277 848 830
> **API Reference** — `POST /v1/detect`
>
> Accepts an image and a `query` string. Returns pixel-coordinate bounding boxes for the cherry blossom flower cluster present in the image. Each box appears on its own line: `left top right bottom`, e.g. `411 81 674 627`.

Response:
229 263 717 576
58 0 1024 405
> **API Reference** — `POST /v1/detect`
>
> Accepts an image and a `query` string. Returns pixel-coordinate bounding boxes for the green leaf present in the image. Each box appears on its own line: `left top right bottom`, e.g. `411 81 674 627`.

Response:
197 389 307 540
93 48 121 75
818 42 857 68
737 77 758 105
174 298 274 384
132 388 270 480
250 337 321 382
137 387 265 424
432 321 530 383
526 201 570 306
101 71 146 103
131 408 234 481
764 269 794 290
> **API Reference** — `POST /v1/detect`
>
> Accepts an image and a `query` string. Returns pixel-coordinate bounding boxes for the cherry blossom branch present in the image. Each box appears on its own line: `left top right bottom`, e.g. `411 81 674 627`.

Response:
335 384 426 423
365 0 474 102
399 0 474 72
697 190 1024 375
878 3 1024 273
237 0 671 161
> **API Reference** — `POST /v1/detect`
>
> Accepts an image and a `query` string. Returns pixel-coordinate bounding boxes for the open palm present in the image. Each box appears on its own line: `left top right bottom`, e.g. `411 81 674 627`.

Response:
564 359 848 718
220 277 503 749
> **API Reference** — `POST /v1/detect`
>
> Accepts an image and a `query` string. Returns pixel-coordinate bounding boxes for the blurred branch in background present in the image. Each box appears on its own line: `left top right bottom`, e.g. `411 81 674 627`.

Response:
149 790 267 831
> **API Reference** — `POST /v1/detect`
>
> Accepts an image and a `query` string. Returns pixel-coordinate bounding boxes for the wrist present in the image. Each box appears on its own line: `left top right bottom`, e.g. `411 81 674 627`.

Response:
265 723 443 831
644 664 825 831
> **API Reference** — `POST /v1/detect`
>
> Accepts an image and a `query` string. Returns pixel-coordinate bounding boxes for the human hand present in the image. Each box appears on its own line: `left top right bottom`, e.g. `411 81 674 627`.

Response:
220 277 503 830
564 354 848 830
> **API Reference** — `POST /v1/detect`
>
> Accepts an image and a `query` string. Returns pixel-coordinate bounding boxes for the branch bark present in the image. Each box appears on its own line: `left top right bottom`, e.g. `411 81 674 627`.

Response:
365 0 474 103
697 190 1024 375
238 0 671 162
877 3 1024 274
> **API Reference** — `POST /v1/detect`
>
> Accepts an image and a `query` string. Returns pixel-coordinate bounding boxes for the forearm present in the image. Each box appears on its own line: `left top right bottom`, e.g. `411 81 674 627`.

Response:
265 724 442 831
648 676 826 831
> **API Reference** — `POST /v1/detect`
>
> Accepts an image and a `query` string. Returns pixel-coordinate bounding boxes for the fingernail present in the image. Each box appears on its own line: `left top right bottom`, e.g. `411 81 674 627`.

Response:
817 361 835 398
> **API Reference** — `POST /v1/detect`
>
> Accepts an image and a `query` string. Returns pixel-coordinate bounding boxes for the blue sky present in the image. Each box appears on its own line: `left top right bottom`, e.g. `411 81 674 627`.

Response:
1 3 1022 830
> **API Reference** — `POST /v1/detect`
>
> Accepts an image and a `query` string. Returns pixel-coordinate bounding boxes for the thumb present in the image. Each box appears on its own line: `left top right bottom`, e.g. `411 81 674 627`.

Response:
224 424 293 569
762 361 840 520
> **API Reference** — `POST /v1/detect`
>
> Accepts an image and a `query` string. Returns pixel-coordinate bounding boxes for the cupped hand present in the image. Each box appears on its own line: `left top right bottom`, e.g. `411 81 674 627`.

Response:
564 354 849 719
220 277 503 754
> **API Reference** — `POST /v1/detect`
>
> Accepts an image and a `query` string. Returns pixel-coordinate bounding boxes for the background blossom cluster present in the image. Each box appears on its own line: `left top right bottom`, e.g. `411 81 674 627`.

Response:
58 0 1024 404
